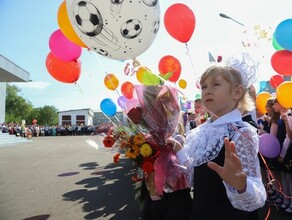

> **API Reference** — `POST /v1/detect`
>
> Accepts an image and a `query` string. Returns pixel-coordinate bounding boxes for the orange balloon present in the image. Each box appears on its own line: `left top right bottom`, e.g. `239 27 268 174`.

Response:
104 74 119 90
57 1 87 48
178 79 187 89
121 81 135 100
46 52 81 83
276 81 292 108
136 66 150 84
256 92 272 115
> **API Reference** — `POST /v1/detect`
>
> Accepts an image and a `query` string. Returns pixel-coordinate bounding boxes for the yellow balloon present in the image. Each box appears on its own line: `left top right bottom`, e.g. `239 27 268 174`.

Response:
256 92 272 115
178 79 187 89
136 66 150 84
57 1 87 48
276 81 292 108
104 74 119 90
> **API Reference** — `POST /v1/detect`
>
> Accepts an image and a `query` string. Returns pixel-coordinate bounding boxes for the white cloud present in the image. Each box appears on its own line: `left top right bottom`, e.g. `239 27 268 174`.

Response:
12 81 51 89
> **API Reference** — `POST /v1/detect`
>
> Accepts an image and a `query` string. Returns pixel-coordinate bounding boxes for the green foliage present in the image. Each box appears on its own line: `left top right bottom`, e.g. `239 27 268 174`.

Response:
5 84 58 125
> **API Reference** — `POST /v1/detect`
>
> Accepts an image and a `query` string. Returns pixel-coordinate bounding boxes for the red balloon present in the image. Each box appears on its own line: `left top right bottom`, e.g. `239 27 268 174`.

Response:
121 81 135 100
271 50 292 76
158 55 181 82
164 3 196 43
45 52 81 83
269 74 284 89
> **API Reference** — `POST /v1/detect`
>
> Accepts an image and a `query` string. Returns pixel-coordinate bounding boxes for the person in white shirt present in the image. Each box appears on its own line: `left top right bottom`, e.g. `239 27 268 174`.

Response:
167 64 266 219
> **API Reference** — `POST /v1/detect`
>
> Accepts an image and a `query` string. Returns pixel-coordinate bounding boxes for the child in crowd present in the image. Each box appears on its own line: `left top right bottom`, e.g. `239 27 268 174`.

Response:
167 65 266 219
272 99 292 215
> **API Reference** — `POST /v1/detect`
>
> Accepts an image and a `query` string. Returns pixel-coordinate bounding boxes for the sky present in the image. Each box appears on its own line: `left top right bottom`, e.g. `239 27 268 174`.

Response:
0 0 291 112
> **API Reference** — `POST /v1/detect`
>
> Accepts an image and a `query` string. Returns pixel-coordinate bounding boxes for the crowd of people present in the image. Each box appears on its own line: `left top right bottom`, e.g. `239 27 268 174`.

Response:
0 122 100 138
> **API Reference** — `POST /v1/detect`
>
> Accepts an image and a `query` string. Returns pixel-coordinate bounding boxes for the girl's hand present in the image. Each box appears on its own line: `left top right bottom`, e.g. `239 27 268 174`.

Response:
207 137 247 193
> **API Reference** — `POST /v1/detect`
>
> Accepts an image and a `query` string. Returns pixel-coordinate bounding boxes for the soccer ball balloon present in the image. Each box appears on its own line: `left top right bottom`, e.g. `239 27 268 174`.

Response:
66 0 160 60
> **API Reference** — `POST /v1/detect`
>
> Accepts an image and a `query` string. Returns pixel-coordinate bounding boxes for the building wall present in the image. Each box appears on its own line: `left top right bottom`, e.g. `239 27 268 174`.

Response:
58 109 125 126
93 111 124 126
0 83 6 123
58 109 94 126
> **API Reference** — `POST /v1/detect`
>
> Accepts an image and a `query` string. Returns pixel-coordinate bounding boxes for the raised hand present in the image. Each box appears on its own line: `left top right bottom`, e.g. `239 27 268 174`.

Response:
207 137 247 193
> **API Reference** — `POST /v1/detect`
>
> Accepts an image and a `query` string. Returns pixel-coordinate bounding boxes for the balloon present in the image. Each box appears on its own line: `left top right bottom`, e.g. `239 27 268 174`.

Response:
276 81 292 108
104 74 119 90
259 81 267 90
117 96 127 110
158 55 181 82
66 0 160 60
255 92 272 115
46 52 81 83
121 81 135 100
259 134 281 158
49 29 82 62
271 50 292 76
164 3 195 43
269 75 284 89
275 19 292 51
195 94 201 100
100 98 117 116
141 70 161 85
136 66 150 84
272 33 283 51
57 1 87 48
178 79 187 89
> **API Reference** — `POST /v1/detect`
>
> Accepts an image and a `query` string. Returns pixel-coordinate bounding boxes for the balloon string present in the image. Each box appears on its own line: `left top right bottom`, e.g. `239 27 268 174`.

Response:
74 82 84 93
91 51 121 97
100 109 118 128
185 43 196 76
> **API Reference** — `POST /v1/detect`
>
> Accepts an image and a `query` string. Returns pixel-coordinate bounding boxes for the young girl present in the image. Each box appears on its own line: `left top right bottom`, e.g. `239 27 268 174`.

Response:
167 65 266 219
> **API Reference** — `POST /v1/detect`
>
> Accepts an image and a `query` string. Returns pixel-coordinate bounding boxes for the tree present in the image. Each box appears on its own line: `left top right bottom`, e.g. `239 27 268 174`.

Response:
5 84 58 125
5 84 33 124
38 105 58 125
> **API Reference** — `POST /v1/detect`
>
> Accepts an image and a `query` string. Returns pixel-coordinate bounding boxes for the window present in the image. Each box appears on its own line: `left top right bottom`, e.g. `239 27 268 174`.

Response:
76 115 85 125
62 115 71 126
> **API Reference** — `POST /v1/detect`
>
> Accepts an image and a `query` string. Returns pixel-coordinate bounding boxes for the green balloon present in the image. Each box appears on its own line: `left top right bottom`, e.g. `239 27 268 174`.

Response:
272 33 283 51
195 94 201 100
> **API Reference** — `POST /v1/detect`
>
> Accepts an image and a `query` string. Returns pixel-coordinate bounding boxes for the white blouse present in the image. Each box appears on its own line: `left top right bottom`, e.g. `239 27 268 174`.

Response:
177 109 267 212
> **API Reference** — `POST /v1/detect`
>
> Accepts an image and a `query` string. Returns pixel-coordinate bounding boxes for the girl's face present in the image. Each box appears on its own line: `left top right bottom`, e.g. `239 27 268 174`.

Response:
265 105 273 115
201 74 242 120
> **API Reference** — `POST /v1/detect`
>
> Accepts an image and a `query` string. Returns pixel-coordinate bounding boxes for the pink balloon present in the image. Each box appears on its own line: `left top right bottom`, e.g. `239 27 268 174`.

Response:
49 29 82 62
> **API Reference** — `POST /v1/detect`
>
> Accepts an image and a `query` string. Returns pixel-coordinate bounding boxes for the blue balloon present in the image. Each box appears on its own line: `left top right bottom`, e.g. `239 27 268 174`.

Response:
275 19 292 51
100 98 117 116
259 81 267 89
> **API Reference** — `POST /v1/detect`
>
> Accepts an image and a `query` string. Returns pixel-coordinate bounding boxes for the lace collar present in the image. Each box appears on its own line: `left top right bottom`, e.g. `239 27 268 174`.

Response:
185 109 243 167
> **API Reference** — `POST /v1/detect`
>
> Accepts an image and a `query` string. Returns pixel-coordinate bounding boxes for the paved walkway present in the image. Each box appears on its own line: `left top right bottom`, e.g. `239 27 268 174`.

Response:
0 136 140 220
0 136 290 220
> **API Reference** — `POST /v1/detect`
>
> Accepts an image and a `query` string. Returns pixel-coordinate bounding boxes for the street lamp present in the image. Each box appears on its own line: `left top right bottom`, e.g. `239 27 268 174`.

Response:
219 13 244 26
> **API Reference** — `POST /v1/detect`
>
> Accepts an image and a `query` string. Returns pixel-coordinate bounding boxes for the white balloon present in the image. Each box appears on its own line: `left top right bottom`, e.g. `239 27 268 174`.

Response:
66 0 160 60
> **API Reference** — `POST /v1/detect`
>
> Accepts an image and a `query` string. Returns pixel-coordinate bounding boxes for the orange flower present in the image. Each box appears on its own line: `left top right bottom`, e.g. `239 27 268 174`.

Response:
125 148 139 159
142 161 154 174
133 133 145 145
103 135 115 148
113 153 120 164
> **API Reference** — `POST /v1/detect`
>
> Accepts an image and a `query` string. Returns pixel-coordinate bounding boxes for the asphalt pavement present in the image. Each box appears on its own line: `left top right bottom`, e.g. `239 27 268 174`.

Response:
0 135 291 220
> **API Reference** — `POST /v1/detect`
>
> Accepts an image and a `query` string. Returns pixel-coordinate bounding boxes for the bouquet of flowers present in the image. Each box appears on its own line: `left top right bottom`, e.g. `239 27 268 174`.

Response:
102 84 190 200
102 122 159 176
